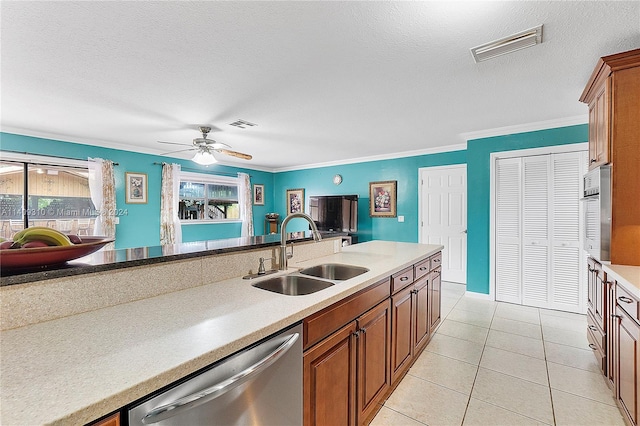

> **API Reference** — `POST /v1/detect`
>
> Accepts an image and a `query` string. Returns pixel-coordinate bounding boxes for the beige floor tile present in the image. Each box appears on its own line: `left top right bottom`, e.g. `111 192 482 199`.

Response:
494 303 541 324
540 314 587 334
410 350 479 395
547 361 617 406
370 406 426 426
480 346 548 385
538 307 587 320
436 319 489 345
442 282 466 296
552 389 626 426
544 341 601 374
385 375 469 426
463 398 551 426
490 316 542 340
426 333 485 365
542 325 589 349
442 295 462 307
446 307 494 328
452 297 497 315
486 329 545 359
471 368 554 424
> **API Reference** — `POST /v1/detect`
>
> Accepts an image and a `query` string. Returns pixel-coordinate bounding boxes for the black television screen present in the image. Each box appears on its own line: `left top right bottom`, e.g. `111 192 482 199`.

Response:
309 195 358 232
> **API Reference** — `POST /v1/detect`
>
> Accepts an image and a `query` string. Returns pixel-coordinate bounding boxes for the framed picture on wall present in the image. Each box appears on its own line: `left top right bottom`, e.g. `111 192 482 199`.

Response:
286 188 304 215
369 180 397 217
125 172 148 204
253 184 265 205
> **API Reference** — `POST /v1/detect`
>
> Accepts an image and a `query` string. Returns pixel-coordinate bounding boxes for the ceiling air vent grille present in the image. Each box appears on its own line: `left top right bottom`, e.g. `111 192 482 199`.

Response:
229 119 257 129
471 25 543 63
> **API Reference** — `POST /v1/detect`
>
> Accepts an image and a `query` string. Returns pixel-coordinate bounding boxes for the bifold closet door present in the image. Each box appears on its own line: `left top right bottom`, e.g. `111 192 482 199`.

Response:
495 151 585 313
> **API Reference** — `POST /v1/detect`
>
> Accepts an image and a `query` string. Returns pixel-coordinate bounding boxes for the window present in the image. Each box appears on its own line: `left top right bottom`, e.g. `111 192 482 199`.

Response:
0 154 97 239
178 172 240 222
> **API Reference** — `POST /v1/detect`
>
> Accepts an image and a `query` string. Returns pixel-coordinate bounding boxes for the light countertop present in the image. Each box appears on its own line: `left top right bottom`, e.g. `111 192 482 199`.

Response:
0 241 442 426
603 263 640 299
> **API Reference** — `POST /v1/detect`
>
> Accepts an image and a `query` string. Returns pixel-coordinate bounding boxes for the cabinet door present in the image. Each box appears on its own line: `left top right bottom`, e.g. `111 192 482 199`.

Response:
588 79 611 169
616 307 640 426
92 413 120 426
304 321 357 426
430 267 442 333
391 285 413 385
356 300 391 425
587 258 598 313
595 265 607 331
413 275 430 356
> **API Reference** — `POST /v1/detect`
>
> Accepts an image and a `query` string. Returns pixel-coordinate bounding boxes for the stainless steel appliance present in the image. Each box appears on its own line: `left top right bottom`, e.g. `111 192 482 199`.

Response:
582 165 612 261
128 323 302 426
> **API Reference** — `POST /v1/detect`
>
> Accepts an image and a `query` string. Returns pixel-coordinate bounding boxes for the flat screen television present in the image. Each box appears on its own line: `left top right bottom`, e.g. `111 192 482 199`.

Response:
309 195 358 233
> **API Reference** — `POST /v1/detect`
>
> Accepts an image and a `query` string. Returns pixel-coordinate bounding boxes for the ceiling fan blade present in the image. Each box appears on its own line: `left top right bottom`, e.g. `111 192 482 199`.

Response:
160 147 196 155
158 140 193 147
215 148 252 160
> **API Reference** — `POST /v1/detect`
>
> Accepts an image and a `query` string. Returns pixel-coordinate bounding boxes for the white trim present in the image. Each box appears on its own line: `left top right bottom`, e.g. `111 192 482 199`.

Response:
273 143 468 173
489 142 588 301
180 220 242 225
460 115 588 142
180 170 239 184
0 151 88 168
464 291 494 301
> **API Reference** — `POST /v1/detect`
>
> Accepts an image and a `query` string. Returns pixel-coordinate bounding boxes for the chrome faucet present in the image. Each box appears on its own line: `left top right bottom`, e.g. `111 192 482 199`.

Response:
279 212 322 270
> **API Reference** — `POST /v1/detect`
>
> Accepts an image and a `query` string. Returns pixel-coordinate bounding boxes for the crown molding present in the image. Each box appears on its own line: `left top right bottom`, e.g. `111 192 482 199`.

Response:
459 115 588 142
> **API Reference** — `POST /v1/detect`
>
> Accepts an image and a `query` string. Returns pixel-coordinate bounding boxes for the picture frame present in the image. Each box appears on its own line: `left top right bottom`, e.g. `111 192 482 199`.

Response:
253 184 265 205
286 188 305 215
369 180 397 217
125 172 148 204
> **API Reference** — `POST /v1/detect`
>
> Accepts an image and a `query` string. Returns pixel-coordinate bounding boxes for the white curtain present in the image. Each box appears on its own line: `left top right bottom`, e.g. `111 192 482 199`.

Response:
88 157 116 249
160 163 182 245
238 172 254 237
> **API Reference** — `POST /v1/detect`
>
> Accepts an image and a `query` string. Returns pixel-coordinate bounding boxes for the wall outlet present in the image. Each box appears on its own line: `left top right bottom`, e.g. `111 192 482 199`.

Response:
114 217 120 224
398 215 404 223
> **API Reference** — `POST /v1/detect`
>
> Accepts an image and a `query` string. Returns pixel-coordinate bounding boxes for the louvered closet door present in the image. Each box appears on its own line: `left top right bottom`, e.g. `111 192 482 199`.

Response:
495 158 522 304
522 155 551 308
549 152 586 313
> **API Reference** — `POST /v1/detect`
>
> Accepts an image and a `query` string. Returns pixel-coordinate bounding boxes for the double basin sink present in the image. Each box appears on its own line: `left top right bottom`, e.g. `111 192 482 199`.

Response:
252 263 369 296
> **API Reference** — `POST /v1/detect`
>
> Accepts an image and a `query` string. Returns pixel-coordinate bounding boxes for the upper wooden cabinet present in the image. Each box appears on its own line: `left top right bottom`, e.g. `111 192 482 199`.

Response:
580 48 640 266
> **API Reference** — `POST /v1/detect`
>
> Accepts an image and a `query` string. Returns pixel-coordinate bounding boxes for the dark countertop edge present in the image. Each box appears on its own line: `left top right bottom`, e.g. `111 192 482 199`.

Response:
0 233 319 287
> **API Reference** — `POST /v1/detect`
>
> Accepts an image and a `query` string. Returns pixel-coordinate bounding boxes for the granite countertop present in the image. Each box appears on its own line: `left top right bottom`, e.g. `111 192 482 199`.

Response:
0 233 314 286
603 263 640 298
0 240 443 426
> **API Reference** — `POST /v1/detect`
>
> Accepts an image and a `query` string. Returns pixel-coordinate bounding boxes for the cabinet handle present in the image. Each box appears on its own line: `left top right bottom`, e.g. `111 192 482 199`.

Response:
419 266 427 271
619 296 634 304
588 343 597 350
611 314 622 320
588 325 598 332
353 331 360 338
590 158 597 163
400 276 409 282
433 259 440 263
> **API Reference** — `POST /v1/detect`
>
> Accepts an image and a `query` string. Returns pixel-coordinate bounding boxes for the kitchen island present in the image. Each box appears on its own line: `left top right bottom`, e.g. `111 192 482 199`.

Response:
0 240 442 425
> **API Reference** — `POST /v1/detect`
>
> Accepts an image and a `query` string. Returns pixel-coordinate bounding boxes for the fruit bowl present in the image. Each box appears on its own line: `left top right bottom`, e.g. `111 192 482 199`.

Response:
0 236 114 270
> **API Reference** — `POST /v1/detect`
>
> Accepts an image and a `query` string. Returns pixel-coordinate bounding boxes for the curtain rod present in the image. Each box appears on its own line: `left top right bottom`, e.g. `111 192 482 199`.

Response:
153 162 250 177
1 150 119 166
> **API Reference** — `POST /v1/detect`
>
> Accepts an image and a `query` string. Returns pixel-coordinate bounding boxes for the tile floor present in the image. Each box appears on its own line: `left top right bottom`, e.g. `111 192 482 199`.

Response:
370 282 627 426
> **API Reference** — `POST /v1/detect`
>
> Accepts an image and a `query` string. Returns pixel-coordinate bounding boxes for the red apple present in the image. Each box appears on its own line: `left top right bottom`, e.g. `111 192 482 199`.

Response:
67 234 83 244
0 241 15 250
21 241 51 249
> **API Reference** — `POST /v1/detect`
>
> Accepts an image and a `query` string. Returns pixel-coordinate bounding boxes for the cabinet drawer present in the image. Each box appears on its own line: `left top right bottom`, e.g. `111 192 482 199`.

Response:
429 252 442 271
616 283 640 323
304 278 391 350
586 328 607 375
391 266 414 294
587 310 606 351
414 258 430 280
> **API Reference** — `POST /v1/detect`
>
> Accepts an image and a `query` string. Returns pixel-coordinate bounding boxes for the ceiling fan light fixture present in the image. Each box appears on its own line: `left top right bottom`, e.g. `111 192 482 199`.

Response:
192 150 217 166
471 24 543 63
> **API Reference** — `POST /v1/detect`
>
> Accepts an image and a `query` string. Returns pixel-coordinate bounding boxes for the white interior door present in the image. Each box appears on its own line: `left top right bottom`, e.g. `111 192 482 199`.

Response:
419 165 467 284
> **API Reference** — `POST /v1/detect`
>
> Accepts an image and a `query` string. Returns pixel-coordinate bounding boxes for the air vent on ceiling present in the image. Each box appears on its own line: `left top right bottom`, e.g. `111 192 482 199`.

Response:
229 119 257 129
471 24 543 63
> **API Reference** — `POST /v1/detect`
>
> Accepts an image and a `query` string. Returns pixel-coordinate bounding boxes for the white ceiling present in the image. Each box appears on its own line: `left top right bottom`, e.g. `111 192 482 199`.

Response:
1 1 639 171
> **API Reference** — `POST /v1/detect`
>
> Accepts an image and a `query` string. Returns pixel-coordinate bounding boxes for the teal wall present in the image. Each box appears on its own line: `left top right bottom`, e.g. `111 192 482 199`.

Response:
2 124 588 295
273 151 466 241
0 133 275 249
465 125 588 294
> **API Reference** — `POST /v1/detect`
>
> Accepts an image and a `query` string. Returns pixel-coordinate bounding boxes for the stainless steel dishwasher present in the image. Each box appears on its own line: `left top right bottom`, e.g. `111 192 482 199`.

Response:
128 323 302 426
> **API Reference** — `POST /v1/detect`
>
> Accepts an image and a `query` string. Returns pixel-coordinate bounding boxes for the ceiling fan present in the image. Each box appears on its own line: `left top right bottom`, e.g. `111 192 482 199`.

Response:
158 126 252 165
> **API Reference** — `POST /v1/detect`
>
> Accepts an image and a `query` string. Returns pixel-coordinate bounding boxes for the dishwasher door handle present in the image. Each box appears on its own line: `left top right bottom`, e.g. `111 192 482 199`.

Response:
141 332 300 424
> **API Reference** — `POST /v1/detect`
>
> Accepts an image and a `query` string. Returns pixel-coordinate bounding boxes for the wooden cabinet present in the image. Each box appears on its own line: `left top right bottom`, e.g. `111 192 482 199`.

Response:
90 413 120 426
580 48 640 266
586 257 608 376
614 286 640 426
430 266 442 333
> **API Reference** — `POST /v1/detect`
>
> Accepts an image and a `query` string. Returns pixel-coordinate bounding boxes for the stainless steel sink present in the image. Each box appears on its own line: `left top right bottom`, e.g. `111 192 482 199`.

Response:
252 275 335 296
298 263 369 281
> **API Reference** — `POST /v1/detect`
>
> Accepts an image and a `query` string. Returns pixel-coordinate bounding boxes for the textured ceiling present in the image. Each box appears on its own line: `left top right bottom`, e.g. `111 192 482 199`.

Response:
1 1 639 170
